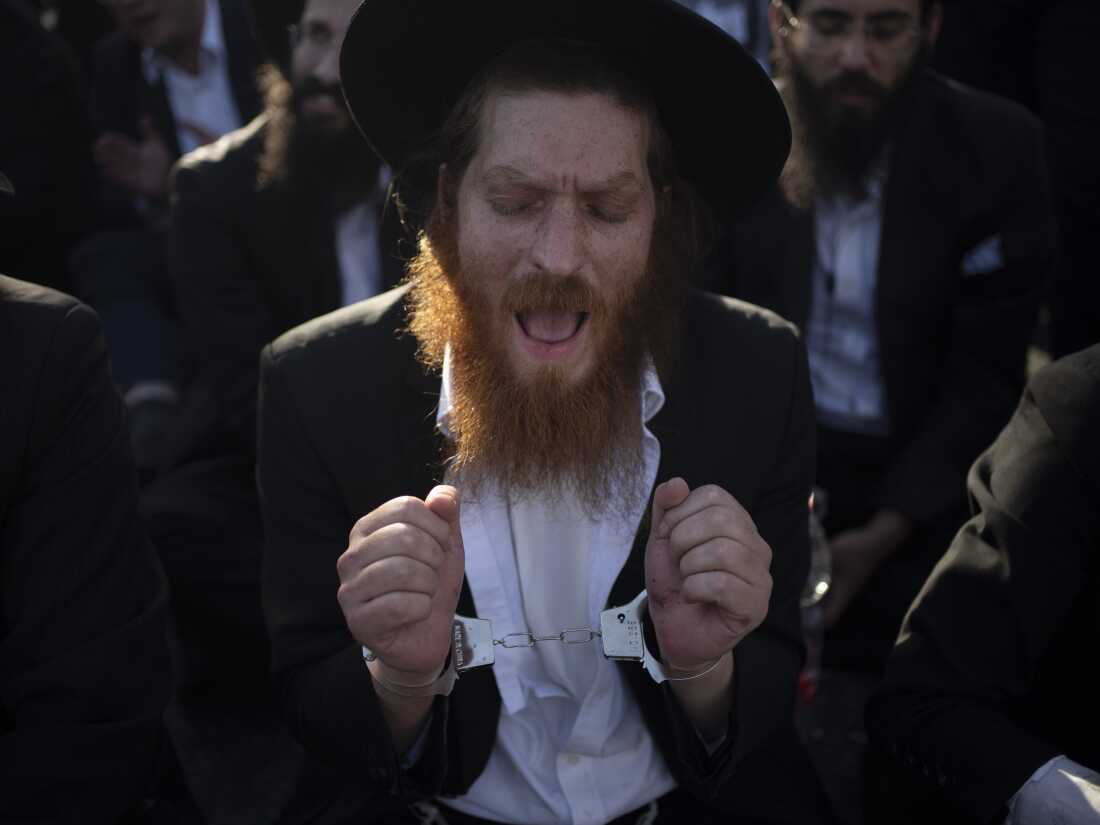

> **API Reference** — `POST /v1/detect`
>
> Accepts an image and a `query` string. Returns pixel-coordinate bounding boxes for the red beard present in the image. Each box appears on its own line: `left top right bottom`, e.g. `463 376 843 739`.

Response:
405 207 683 512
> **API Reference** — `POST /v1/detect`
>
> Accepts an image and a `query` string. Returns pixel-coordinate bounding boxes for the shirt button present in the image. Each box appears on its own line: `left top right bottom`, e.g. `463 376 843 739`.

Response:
564 754 581 766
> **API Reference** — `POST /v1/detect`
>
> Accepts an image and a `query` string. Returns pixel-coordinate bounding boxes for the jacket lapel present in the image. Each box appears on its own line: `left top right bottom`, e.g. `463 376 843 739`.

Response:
609 333 707 608
143 72 182 159
219 0 263 123
787 205 815 331
875 72 955 416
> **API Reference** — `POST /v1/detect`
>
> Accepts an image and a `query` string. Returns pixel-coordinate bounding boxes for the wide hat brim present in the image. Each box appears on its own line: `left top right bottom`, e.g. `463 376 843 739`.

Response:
250 0 305 71
340 0 791 215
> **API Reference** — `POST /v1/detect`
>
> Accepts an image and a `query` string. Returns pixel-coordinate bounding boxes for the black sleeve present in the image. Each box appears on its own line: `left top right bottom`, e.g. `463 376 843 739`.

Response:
867 376 1098 823
257 345 450 801
875 113 1057 525
167 159 275 463
668 327 817 796
0 304 171 823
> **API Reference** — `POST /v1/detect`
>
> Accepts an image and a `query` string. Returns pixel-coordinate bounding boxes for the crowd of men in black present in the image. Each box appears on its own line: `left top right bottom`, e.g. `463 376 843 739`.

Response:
1 0 1097 823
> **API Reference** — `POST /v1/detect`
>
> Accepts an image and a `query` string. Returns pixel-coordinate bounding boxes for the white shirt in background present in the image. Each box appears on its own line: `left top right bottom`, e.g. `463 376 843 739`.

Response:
143 0 242 154
805 167 891 437
335 198 384 306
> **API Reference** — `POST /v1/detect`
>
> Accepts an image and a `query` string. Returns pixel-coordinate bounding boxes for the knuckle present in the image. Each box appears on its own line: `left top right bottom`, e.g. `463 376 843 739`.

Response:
717 574 736 602
391 556 417 587
701 485 725 506
395 523 421 555
335 547 357 579
758 538 773 565
394 495 423 522
350 513 372 542
336 581 353 609
395 593 429 623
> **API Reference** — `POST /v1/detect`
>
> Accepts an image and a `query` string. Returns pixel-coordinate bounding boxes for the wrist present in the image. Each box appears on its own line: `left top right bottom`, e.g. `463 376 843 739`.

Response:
370 657 447 687
364 648 454 700
662 651 729 682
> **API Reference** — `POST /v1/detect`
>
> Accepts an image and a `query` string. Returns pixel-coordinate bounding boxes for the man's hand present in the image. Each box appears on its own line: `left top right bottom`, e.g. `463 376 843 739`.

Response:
336 486 465 684
823 509 912 628
93 115 173 199
645 478 773 673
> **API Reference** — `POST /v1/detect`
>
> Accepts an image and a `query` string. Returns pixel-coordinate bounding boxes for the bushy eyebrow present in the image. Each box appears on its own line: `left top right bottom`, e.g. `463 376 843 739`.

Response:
809 7 913 23
481 165 643 195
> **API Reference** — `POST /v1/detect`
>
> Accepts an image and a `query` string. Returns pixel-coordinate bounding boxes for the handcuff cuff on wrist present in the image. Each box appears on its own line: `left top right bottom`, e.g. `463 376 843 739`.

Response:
363 590 724 698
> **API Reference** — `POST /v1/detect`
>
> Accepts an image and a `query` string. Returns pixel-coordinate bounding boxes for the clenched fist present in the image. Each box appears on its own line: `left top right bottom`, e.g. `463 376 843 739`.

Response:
645 478 773 673
336 485 465 683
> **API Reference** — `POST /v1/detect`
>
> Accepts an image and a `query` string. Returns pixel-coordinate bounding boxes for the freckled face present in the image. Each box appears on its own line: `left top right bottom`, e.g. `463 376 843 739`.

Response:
453 90 657 385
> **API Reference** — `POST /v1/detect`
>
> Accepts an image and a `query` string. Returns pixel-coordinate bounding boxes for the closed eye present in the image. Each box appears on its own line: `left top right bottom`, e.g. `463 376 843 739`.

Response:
490 198 539 217
586 203 630 224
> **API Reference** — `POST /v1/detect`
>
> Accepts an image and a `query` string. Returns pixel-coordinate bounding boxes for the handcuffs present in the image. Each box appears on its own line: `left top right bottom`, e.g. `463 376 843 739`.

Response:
363 590 722 697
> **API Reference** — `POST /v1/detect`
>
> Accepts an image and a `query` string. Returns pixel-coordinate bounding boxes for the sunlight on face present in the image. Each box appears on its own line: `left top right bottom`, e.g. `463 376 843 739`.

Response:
291 0 361 126
453 90 657 385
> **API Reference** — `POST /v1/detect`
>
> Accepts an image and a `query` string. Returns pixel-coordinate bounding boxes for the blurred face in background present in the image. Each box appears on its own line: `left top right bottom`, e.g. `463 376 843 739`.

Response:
771 0 942 199
290 0 362 133
104 0 204 55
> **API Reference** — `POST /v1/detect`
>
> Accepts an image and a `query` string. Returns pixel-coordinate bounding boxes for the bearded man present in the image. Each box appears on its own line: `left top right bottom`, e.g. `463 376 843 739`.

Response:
257 1 837 823
142 0 404 748
707 0 1058 672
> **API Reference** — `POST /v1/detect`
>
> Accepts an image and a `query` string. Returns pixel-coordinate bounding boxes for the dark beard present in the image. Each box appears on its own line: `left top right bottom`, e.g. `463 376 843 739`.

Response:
405 207 684 515
778 45 926 205
257 66 382 210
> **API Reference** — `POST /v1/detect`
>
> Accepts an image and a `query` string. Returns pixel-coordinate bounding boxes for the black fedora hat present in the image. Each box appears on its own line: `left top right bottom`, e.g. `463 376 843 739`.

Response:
250 0 305 71
339 0 791 214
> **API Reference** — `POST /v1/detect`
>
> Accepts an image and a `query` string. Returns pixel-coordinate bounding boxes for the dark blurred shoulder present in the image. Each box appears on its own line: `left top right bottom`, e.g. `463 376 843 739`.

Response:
263 284 414 375
0 273 88 348
685 289 802 360
172 114 269 191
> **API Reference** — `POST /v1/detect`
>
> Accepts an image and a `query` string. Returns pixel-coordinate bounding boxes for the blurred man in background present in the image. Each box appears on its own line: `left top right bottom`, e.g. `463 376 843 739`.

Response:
1 173 172 823
73 0 263 464
708 0 1057 672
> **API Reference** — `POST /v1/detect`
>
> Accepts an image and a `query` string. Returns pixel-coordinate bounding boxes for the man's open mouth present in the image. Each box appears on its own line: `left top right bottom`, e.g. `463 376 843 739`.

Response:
516 310 589 345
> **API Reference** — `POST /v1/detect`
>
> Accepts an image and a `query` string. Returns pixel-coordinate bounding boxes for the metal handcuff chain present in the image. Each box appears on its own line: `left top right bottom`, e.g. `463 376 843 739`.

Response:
363 590 723 697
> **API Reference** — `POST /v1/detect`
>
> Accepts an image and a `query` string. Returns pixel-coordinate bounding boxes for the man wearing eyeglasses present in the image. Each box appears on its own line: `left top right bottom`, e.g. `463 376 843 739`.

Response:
709 0 1057 672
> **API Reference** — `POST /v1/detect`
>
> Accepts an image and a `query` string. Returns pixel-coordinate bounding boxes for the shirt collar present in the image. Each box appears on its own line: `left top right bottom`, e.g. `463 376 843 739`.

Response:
142 0 225 84
436 345 666 438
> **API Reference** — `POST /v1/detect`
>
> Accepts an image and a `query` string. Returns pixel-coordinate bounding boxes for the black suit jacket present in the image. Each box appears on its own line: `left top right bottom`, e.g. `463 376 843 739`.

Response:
0 0 97 293
165 114 407 467
0 275 171 822
90 0 263 224
257 287 834 823
708 70 1057 526
866 344 1100 824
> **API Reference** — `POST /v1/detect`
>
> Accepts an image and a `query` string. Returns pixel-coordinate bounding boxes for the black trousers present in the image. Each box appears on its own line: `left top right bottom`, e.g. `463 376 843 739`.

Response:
815 428 967 674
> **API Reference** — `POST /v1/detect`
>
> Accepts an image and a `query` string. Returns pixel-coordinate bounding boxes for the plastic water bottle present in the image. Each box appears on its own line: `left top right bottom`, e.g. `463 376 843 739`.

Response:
799 488 831 703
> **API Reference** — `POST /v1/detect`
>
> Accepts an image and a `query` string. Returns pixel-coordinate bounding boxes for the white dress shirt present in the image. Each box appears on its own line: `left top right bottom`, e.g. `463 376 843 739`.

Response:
335 198 384 306
436 350 677 825
805 167 891 436
142 0 241 155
